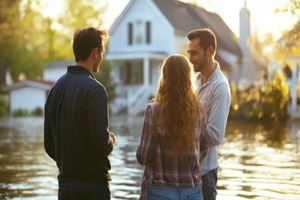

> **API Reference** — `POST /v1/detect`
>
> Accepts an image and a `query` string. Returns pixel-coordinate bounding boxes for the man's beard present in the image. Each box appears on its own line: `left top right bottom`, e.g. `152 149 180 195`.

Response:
193 58 207 73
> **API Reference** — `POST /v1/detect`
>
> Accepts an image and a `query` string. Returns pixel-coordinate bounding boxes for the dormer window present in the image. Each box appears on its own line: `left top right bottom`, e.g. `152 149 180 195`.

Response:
127 21 151 45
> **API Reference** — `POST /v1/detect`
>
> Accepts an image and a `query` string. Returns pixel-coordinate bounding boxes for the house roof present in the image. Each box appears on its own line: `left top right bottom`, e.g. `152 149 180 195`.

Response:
152 0 242 58
250 46 268 71
1 80 54 92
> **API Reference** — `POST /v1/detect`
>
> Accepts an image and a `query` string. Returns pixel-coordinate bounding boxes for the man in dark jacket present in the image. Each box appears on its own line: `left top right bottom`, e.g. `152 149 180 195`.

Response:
44 27 116 200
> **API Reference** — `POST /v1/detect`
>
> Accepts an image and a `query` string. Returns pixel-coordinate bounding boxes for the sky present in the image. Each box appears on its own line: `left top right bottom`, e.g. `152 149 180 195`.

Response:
41 0 297 40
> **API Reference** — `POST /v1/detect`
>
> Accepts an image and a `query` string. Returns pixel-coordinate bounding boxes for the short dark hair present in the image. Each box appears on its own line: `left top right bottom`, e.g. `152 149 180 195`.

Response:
72 27 108 62
186 28 217 51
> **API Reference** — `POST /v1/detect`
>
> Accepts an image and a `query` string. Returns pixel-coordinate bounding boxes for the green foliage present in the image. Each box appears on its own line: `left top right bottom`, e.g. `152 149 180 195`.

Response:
229 71 289 122
275 0 300 57
12 109 30 117
59 0 107 33
0 0 50 81
12 107 43 117
259 71 289 121
31 107 43 116
0 0 109 81
94 60 116 102
0 94 9 117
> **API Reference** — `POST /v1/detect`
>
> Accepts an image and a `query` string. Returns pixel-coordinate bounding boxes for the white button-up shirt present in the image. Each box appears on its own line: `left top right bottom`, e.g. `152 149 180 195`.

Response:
196 61 231 176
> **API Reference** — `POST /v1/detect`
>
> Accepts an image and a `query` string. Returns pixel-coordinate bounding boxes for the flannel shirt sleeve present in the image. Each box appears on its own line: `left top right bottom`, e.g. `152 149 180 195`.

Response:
136 104 155 166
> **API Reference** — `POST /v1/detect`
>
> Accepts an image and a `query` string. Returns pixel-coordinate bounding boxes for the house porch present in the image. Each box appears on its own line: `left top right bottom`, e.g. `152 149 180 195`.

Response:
106 52 166 115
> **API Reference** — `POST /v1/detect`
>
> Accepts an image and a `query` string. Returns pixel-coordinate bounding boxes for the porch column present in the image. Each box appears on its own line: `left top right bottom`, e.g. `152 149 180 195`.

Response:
143 57 150 86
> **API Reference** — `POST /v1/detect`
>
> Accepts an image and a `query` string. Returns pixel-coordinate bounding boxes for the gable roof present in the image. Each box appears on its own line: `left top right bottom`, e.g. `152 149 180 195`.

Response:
153 0 242 58
1 80 54 92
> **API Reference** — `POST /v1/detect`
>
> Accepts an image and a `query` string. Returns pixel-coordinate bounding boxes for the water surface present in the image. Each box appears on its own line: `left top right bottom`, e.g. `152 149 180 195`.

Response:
0 116 299 200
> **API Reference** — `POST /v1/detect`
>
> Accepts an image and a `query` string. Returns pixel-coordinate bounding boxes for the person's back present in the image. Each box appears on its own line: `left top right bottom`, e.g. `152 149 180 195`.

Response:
136 54 208 200
142 102 205 186
46 68 112 183
44 27 116 200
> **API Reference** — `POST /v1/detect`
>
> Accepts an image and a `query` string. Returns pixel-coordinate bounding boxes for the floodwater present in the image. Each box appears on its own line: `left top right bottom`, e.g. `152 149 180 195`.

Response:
0 115 299 200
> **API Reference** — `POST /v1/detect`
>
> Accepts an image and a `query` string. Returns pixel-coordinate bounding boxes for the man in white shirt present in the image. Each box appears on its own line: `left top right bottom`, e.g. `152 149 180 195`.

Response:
186 28 231 200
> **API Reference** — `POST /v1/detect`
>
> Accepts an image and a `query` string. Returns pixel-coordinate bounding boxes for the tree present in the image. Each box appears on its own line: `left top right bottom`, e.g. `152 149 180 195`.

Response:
42 0 108 61
0 0 22 80
0 0 52 81
277 0 300 17
275 0 300 56
0 0 110 81
94 59 116 102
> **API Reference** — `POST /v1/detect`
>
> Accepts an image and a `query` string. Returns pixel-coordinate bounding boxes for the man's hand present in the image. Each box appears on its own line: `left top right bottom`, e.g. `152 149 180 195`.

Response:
109 132 116 144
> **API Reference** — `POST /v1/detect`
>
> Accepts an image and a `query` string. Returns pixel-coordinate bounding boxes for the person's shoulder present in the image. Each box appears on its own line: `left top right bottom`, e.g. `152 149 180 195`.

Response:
86 78 104 89
148 101 159 109
144 101 160 114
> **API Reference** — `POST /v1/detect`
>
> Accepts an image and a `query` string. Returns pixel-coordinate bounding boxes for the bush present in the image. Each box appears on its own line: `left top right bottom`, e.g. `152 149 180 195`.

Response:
13 109 29 117
229 70 289 122
0 94 8 117
31 107 43 116
94 60 116 102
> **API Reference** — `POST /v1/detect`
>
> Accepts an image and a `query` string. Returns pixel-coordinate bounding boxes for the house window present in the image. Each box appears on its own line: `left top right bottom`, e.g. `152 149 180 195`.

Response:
121 60 143 85
146 21 151 44
135 20 143 44
127 20 151 45
128 23 133 45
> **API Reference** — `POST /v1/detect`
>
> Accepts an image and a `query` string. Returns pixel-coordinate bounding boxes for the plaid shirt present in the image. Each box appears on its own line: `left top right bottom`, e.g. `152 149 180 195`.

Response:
136 102 208 200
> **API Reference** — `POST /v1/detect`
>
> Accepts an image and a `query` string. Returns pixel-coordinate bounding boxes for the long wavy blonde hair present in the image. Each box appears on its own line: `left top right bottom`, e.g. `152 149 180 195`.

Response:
152 54 204 155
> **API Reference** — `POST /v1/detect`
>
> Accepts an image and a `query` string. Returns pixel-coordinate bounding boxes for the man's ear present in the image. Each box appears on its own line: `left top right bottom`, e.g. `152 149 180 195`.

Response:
207 46 215 56
92 48 99 58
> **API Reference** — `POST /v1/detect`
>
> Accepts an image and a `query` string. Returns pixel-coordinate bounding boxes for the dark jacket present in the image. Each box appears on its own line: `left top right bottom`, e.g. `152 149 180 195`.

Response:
44 65 113 185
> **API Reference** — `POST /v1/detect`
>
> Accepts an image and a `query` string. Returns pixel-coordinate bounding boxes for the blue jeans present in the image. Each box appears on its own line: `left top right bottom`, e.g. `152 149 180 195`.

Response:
202 168 218 200
58 181 110 200
147 185 203 200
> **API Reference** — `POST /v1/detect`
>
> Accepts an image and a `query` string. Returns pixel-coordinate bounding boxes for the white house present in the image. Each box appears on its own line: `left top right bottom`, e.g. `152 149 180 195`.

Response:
238 2 267 86
1 60 72 115
2 80 54 115
43 60 74 82
285 56 300 119
106 0 246 115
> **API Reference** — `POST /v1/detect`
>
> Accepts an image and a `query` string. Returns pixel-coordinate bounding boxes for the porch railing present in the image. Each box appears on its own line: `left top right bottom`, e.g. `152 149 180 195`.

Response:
127 85 156 115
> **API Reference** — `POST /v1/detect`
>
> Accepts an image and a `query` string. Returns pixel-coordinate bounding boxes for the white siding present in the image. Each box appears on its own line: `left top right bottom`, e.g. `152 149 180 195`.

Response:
109 0 175 55
10 87 46 113
43 67 67 82
174 34 188 55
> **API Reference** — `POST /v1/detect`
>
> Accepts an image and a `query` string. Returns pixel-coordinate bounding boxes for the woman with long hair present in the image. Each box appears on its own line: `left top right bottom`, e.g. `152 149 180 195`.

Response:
136 54 208 200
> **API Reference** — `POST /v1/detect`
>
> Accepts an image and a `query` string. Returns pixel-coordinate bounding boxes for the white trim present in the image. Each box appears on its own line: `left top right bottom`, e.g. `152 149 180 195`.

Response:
2 80 53 92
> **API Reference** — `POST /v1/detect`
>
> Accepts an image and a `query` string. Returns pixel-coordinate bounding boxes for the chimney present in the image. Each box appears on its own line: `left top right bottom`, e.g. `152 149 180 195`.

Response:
239 0 251 53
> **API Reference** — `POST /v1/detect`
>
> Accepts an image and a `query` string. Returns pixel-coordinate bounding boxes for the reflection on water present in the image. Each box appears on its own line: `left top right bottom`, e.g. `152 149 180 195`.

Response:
218 120 300 200
0 116 299 200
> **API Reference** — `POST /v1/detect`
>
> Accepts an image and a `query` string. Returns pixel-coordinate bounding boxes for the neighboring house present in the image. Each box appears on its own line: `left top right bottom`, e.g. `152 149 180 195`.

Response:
1 60 72 115
2 80 54 115
285 56 300 119
106 0 258 115
0 59 13 88
238 3 267 86
43 60 73 82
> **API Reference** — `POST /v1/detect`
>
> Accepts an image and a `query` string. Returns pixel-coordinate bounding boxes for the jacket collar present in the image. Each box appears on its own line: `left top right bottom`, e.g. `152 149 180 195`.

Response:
67 65 95 79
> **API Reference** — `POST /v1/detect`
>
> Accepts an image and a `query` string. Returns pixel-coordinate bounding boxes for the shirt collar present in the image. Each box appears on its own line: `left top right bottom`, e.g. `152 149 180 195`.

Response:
197 61 220 86
67 65 95 79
